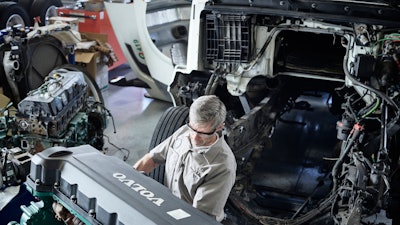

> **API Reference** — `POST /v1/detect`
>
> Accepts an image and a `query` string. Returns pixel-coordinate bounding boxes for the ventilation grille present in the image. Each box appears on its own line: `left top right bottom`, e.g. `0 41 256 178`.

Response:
205 14 251 63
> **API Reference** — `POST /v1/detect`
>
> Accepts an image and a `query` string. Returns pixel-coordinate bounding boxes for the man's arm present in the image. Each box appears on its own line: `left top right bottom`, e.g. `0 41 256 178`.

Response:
133 153 158 174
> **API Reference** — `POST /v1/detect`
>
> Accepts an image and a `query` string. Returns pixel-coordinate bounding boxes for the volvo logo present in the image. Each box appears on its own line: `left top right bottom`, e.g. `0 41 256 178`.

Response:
113 172 165 206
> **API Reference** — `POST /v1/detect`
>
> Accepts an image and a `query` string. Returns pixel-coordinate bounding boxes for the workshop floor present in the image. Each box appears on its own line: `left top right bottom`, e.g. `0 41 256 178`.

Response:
101 64 173 166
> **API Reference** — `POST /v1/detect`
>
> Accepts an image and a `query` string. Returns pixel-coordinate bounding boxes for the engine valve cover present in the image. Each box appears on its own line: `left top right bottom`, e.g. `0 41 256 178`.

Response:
26 145 222 225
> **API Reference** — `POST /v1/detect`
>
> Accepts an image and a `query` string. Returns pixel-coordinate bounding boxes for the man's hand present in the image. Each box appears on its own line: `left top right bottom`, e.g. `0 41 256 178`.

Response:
133 153 158 174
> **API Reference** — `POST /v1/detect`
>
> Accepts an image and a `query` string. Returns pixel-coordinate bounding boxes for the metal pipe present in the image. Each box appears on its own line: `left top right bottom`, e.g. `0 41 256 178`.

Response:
3 51 21 103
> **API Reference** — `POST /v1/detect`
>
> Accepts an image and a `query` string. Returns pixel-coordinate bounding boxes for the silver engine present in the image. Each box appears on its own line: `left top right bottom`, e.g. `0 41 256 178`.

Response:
1 67 108 188
6 67 107 154
16 69 87 137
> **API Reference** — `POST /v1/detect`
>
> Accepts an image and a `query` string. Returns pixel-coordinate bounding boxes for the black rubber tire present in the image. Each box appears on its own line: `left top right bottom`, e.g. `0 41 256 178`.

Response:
0 2 30 29
17 0 33 14
148 106 189 183
30 0 62 26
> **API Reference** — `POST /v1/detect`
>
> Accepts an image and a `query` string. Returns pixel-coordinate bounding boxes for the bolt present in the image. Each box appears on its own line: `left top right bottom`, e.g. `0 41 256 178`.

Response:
89 209 96 217
239 126 245 133
71 195 77 203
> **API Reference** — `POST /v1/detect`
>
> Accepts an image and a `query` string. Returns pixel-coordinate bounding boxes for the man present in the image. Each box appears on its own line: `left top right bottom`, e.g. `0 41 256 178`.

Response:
134 95 237 222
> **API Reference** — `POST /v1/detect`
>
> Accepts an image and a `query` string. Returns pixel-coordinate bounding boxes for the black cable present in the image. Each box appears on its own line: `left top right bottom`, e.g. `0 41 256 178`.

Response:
103 107 116 134
103 134 130 162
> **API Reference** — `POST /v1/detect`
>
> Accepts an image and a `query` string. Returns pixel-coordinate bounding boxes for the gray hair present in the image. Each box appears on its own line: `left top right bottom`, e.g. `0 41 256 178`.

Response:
189 95 226 129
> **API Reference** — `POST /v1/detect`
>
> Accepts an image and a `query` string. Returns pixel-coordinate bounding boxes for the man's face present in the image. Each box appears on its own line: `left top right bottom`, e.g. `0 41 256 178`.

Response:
187 121 217 147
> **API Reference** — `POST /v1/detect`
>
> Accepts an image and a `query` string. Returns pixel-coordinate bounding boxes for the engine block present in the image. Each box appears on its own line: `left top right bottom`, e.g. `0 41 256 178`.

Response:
26 145 222 225
16 69 87 137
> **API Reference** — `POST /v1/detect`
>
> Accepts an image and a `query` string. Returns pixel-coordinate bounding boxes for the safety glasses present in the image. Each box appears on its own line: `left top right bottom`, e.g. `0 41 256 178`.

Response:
186 122 217 136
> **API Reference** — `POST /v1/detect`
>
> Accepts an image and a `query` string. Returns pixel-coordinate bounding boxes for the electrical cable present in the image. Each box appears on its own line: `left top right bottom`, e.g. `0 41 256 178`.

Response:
360 97 381 119
103 134 130 161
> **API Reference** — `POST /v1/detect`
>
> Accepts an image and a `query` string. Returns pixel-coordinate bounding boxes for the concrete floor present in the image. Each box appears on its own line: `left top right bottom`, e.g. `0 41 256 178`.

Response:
101 67 172 166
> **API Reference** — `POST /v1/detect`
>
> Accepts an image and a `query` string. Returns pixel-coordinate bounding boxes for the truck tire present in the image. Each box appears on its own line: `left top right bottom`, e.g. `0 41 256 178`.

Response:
0 2 30 29
148 106 189 184
17 0 33 14
30 0 62 26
